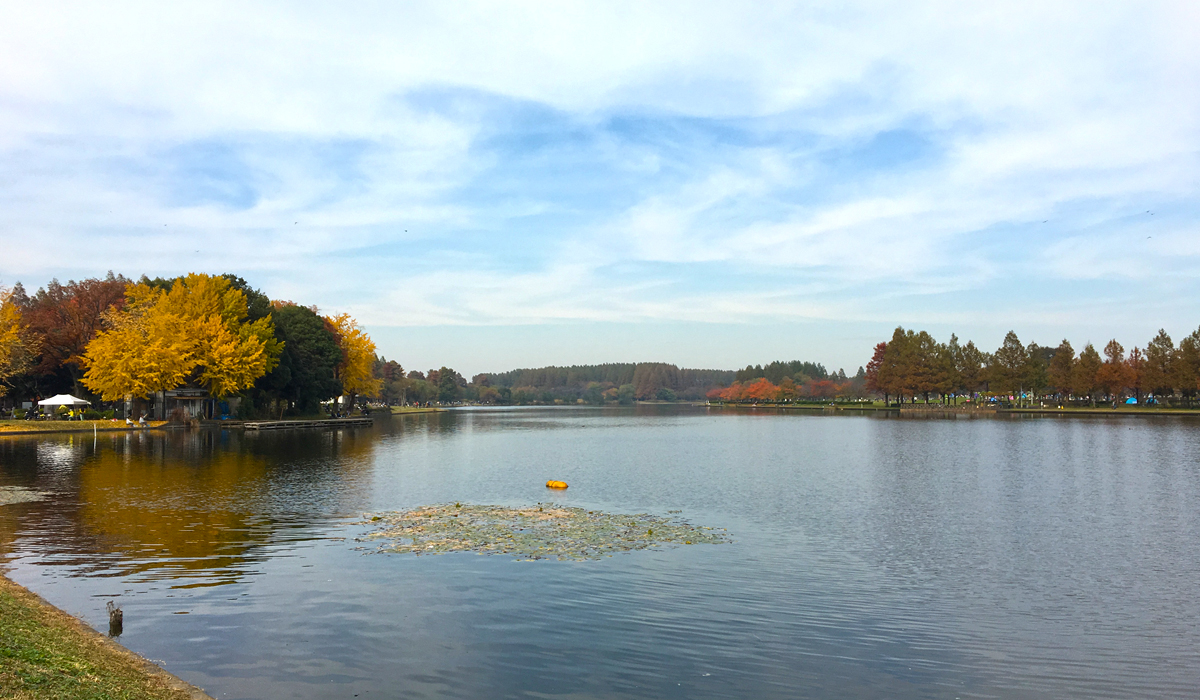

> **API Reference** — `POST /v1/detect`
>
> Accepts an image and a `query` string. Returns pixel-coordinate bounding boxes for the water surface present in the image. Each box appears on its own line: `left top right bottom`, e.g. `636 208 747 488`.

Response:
1 407 1198 698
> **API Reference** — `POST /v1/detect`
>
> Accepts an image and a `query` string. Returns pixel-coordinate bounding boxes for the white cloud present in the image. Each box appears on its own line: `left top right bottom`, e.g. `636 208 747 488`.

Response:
1 1 1198 369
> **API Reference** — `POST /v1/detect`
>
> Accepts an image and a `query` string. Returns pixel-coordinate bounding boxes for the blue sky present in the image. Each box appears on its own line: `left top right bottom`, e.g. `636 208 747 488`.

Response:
2 1 1198 375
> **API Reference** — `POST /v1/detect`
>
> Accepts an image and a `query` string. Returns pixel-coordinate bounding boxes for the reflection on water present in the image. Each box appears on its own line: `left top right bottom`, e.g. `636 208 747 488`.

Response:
77 445 274 586
1 409 1199 699
0 428 376 588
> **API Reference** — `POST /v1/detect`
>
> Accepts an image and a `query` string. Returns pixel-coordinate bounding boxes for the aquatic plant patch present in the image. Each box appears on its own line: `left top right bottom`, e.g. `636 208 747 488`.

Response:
0 486 49 507
360 503 730 560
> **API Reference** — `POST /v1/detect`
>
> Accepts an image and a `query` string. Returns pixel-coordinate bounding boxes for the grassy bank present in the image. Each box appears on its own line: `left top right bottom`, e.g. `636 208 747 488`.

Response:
710 402 1200 417
710 402 894 411
0 575 210 699
0 420 168 436
1003 406 1200 416
390 406 442 414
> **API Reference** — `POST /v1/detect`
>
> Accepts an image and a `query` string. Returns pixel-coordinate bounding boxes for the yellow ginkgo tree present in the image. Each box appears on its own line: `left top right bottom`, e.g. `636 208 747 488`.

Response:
326 312 380 408
82 274 282 400
0 286 38 397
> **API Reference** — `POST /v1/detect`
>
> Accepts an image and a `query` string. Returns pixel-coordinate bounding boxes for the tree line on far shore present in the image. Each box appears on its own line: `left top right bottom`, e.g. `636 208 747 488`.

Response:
369 360 865 406
0 273 379 418
369 362 741 405
0 272 854 412
26 272 1189 414
707 360 869 402
864 326 1200 405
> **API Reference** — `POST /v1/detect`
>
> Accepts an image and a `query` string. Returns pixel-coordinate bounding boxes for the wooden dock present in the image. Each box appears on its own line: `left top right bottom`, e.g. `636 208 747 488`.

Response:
243 417 375 431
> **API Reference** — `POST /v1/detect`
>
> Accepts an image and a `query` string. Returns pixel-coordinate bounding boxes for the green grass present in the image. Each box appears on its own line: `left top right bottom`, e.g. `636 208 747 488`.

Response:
0 576 206 699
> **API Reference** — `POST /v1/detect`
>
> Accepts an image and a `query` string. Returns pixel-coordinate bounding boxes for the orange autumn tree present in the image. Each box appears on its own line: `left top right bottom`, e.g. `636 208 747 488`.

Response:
744 377 779 402
805 379 841 399
778 377 798 401
717 382 746 401
82 274 281 400
1125 347 1145 401
0 286 38 397
1095 339 1134 401
325 312 381 408
715 378 780 402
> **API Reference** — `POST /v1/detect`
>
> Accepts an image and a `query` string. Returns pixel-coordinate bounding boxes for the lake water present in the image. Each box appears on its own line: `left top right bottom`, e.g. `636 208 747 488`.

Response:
1 406 1199 699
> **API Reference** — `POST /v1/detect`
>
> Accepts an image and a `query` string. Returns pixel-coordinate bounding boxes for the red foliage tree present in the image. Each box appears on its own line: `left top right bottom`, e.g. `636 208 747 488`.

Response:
20 273 129 395
744 378 779 402
719 382 746 401
864 341 886 398
805 379 838 399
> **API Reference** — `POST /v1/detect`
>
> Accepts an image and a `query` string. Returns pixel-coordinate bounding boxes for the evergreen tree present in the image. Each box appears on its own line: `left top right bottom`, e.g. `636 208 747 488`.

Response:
260 304 342 415
1072 343 1102 406
1047 339 1075 400
956 340 985 397
1176 328 1200 401
990 331 1028 398
1143 330 1176 398
1024 342 1050 402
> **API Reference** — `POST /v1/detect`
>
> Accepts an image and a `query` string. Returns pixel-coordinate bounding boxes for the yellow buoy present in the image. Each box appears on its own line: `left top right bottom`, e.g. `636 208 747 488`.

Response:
545 480 568 489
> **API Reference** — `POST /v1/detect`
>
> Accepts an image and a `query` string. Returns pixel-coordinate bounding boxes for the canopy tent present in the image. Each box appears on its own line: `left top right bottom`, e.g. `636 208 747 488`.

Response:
37 394 91 407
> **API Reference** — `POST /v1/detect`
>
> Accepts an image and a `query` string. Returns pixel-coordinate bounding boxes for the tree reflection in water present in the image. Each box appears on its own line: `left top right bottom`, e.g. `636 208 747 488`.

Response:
2 426 378 587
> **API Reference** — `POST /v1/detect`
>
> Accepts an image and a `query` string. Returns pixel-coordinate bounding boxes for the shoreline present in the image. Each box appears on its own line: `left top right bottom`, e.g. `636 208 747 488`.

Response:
0 420 171 436
708 403 1200 417
1001 406 1200 416
0 408 443 437
0 573 213 699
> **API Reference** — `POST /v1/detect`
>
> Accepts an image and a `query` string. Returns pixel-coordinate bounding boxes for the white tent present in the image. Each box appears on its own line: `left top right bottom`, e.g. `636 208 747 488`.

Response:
37 394 91 407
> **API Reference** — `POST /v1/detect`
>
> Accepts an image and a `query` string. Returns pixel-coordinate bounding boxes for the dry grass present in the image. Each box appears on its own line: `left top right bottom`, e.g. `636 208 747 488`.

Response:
0 421 167 435
0 575 210 699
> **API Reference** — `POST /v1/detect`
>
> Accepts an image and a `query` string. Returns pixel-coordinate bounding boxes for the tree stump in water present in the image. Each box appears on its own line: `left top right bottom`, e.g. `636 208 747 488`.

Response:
107 601 123 637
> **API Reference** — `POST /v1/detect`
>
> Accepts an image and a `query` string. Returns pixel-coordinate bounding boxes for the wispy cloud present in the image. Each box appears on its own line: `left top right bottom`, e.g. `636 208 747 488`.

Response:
1 1 1198 371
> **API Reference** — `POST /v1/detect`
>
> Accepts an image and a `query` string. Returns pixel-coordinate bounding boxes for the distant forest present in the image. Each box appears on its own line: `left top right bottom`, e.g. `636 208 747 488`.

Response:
734 360 832 383
369 359 864 405
484 363 735 403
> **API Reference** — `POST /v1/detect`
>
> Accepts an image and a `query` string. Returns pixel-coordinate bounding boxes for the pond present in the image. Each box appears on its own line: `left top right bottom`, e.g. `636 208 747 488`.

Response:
1 406 1199 699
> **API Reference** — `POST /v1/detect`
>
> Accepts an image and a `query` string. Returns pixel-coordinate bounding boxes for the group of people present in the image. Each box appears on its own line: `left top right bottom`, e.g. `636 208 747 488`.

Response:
11 407 85 420
2 406 150 425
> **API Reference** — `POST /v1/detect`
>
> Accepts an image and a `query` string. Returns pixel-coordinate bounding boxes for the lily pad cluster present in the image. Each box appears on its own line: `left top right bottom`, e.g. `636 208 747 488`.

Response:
0 486 48 507
360 503 730 560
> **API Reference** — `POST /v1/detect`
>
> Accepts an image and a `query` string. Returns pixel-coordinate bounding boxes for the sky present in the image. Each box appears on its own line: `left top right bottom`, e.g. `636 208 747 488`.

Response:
2 1 1198 376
